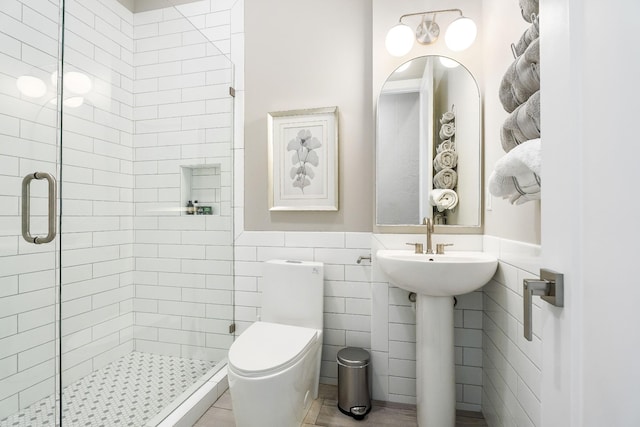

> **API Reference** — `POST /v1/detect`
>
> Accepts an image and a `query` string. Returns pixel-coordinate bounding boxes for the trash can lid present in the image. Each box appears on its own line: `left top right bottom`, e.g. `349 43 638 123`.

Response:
337 347 370 366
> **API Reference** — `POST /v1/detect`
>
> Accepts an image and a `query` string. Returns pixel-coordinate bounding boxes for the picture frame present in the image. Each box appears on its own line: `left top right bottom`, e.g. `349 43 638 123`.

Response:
267 106 339 211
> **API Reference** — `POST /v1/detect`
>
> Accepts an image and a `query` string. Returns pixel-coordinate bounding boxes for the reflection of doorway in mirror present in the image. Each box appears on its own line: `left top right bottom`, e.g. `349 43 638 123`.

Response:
376 55 481 229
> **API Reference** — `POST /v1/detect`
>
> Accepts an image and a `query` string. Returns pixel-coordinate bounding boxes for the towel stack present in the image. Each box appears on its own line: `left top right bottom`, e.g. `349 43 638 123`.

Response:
490 1 541 205
431 109 459 212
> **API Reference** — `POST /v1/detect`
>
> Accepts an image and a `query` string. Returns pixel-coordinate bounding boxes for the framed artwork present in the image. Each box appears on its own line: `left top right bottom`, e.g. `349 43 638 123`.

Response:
267 106 338 211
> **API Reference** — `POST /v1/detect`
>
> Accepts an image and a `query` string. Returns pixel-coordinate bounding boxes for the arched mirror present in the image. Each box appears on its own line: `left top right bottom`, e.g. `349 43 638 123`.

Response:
376 55 481 231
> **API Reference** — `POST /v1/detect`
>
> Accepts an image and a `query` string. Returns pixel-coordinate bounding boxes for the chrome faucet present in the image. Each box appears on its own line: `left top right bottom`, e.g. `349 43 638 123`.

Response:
423 217 434 254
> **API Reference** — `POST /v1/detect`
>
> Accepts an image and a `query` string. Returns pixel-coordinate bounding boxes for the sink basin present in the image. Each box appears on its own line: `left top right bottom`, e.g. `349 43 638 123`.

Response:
376 250 498 296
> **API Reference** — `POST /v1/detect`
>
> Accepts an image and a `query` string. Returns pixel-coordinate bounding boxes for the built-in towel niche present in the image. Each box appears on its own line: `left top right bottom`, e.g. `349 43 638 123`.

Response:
180 165 221 216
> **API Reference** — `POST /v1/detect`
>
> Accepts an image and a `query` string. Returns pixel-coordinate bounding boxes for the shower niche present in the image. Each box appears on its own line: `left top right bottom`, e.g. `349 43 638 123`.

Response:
180 164 222 216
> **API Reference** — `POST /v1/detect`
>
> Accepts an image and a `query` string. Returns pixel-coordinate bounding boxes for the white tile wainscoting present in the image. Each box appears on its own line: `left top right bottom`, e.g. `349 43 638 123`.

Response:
482 236 542 427
233 231 487 412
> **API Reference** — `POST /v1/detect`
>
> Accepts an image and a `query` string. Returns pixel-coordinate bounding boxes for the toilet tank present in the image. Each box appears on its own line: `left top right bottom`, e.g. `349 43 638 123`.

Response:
261 260 324 330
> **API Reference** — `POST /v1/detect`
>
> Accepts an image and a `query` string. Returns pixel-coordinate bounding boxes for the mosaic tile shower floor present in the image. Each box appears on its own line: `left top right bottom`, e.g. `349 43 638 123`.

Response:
0 351 216 427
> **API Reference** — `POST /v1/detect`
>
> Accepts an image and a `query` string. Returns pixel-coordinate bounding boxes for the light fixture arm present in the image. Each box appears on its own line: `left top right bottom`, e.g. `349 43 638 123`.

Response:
397 8 463 24
385 8 475 56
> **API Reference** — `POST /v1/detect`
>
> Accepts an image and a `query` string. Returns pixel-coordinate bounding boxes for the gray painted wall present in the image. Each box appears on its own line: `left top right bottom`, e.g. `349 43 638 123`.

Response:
244 0 540 244
244 0 373 231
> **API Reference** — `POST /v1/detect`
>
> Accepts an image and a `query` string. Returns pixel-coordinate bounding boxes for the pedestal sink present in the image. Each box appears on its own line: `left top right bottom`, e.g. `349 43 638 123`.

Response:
376 250 498 427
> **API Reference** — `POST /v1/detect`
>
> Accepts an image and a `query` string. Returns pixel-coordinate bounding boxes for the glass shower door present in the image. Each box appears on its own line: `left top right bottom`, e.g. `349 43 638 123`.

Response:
0 0 62 426
58 0 235 425
1 0 235 424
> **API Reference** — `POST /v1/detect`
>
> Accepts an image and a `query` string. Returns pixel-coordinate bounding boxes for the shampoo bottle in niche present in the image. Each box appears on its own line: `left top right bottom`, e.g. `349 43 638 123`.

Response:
186 200 194 215
194 200 199 215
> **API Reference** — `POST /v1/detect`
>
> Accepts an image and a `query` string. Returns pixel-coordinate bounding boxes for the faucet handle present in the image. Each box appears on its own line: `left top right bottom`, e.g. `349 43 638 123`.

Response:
406 242 424 254
435 243 454 255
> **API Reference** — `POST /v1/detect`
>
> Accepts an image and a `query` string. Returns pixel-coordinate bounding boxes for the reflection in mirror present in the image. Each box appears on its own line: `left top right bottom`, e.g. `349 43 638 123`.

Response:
376 56 481 229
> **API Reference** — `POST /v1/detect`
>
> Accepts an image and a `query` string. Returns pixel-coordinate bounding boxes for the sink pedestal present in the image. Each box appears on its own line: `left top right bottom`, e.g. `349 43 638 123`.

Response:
416 294 456 427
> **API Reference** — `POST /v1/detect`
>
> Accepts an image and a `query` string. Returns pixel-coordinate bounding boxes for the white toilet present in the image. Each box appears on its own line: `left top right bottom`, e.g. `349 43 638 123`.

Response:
227 259 324 427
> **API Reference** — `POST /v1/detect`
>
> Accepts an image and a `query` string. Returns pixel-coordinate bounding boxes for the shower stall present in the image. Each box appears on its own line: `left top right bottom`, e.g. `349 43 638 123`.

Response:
0 0 235 425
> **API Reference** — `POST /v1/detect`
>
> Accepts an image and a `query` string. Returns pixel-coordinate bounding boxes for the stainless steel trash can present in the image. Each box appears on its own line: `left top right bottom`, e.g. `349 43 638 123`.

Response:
337 347 371 420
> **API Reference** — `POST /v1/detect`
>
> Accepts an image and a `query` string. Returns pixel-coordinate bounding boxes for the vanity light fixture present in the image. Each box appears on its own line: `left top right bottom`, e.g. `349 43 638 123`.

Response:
385 9 477 57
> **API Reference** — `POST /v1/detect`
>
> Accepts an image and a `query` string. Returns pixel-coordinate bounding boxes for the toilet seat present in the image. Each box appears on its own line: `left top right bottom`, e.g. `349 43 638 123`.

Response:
229 321 319 377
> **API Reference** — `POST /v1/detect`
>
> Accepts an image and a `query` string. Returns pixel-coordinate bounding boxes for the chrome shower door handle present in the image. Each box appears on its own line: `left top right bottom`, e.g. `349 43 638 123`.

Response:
523 268 564 341
22 172 57 244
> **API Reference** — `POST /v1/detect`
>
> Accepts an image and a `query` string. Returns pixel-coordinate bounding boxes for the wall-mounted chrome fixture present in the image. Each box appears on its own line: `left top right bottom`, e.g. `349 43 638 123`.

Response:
356 254 371 264
385 9 477 57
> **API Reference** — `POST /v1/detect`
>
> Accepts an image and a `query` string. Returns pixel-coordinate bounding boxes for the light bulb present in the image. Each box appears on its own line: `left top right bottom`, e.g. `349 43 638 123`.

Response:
439 57 460 68
64 71 92 95
444 17 477 52
385 23 415 57
16 76 47 98
63 97 84 108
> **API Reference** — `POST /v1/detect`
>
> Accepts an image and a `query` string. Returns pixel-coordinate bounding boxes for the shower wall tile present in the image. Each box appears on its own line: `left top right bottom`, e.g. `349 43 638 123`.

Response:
482 235 542 427
62 0 136 386
131 0 234 363
0 0 135 417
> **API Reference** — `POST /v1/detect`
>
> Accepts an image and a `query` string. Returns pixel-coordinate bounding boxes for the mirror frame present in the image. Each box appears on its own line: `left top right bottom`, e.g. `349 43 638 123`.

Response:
374 55 484 234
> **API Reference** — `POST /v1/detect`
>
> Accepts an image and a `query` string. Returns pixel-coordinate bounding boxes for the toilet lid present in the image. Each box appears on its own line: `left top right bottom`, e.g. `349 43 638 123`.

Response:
229 322 318 375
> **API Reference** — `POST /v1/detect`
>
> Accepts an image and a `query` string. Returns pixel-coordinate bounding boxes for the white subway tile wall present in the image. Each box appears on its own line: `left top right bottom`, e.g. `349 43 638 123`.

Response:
232 231 485 411
369 234 484 410
0 0 92 419
131 1 234 362
0 0 236 420
58 0 136 392
481 236 542 427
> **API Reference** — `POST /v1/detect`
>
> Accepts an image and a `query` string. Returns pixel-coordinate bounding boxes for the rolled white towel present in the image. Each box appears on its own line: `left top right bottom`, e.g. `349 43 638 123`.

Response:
434 149 458 172
489 138 541 205
433 168 458 189
430 189 459 212
437 139 456 153
440 111 455 124
439 123 455 140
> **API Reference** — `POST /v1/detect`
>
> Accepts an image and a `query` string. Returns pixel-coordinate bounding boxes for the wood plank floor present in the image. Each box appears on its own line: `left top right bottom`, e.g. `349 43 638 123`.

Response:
194 384 488 426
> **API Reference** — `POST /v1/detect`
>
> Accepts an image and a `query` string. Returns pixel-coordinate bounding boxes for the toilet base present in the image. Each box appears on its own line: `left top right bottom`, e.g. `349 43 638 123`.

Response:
228 332 322 427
